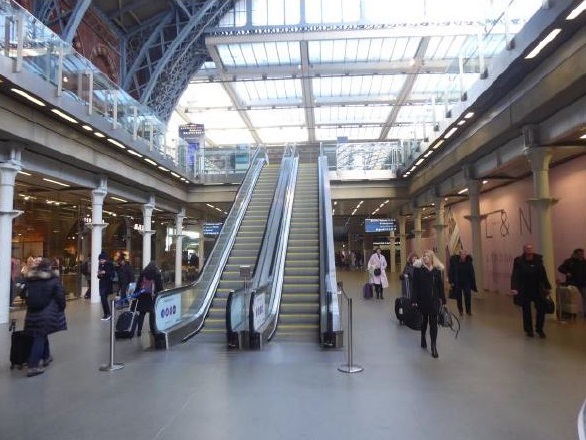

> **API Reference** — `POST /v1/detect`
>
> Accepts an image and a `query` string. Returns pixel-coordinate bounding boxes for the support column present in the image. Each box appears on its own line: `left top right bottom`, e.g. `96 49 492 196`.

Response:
389 229 396 273
174 208 185 287
90 180 108 304
413 207 423 256
141 196 156 269
464 178 486 294
399 215 407 271
0 149 23 323
525 145 556 299
195 222 204 270
433 196 447 264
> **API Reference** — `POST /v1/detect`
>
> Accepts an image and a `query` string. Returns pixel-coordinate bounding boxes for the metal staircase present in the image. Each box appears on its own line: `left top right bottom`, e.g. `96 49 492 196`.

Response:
277 163 320 341
200 164 280 337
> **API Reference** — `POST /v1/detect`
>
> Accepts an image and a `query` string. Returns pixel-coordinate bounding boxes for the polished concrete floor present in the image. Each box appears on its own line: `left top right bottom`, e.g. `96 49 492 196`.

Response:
1 270 585 440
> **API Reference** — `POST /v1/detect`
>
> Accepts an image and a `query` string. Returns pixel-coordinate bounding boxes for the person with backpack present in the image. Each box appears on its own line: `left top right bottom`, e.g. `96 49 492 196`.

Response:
132 261 163 337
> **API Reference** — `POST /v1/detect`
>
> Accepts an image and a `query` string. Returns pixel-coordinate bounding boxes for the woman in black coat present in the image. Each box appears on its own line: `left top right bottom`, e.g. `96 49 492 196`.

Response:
448 250 477 316
24 258 67 377
411 250 446 358
132 261 164 337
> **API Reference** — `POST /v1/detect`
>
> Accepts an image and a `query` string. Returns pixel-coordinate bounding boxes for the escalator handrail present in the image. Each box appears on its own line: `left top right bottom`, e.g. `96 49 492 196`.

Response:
226 152 296 335
246 156 298 341
152 152 266 344
318 156 342 340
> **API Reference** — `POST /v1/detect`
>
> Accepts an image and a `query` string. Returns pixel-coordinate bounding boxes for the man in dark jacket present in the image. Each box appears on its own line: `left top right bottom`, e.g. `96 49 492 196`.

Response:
116 258 135 300
558 248 586 317
97 252 115 321
511 244 552 338
24 258 67 377
448 250 477 316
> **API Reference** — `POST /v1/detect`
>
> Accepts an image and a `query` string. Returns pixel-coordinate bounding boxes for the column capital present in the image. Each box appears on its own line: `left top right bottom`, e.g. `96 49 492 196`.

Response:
524 147 552 172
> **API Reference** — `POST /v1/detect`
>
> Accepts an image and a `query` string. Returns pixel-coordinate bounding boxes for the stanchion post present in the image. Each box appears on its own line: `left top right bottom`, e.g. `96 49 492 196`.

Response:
338 296 363 373
99 297 124 372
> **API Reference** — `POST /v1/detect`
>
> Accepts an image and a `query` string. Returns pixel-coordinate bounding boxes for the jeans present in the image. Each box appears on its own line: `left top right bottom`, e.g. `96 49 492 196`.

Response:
454 284 472 313
132 310 155 336
522 296 546 333
100 291 111 317
28 336 50 368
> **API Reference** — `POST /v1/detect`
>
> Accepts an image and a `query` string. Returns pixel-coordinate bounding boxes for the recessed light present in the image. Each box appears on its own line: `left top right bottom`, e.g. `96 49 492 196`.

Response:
11 88 45 106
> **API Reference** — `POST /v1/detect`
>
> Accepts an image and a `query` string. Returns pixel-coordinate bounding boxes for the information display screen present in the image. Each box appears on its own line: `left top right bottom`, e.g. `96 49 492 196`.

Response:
203 222 222 236
365 218 396 233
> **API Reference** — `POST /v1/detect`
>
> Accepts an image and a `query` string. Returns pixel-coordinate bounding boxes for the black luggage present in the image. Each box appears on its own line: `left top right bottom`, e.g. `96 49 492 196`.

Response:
10 330 33 370
115 299 138 339
393 275 422 330
363 282 373 299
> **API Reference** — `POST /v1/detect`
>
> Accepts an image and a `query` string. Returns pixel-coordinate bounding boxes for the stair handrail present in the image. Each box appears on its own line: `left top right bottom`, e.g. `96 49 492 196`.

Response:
152 149 266 348
318 156 343 347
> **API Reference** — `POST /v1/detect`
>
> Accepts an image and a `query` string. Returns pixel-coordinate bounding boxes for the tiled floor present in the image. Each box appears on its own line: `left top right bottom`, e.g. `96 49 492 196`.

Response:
1 270 585 440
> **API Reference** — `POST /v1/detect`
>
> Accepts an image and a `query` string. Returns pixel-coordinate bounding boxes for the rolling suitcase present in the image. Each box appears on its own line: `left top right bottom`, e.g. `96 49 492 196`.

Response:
115 299 138 339
557 285 581 319
10 329 33 370
363 283 373 299
393 276 422 330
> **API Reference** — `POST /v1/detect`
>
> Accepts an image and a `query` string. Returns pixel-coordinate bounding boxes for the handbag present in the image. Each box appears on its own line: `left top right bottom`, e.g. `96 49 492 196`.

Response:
544 295 555 314
373 268 381 276
437 305 460 338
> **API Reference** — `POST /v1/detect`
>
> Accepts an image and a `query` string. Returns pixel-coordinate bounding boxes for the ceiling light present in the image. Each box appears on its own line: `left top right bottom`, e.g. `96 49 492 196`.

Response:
171 172 181 178
11 88 46 106
82 125 93 131
18 171 32 176
566 1 586 20
457 120 466 126
127 150 142 158
144 158 157 166
444 127 458 139
482 180 488 185
415 158 424 166
94 132 105 138
158 166 170 172
457 188 468 195
424 151 433 158
42 177 70 187
580 133 586 139
51 109 78 124
110 196 127 203
107 138 126 149
525 29 561 59
432 139 444 150
464 112 475 119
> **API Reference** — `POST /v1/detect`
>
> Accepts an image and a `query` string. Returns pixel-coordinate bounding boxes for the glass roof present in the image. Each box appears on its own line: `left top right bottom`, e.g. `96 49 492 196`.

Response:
178 0 544 148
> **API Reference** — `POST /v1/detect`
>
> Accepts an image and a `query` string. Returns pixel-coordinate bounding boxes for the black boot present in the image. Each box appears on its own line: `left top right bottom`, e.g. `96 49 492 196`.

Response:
431 344 439 358
420 336 427 349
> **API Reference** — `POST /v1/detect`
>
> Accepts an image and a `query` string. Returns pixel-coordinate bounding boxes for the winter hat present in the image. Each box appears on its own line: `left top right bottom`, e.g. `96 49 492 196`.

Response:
98 252 107 260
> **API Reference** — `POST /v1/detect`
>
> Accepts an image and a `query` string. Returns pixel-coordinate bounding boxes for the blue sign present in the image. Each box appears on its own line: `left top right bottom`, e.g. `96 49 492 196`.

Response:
203 222 222 236
365 218 396 233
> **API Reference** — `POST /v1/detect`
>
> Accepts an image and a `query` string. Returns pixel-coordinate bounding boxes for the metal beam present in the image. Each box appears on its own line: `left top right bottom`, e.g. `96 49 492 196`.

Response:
63 0 92 43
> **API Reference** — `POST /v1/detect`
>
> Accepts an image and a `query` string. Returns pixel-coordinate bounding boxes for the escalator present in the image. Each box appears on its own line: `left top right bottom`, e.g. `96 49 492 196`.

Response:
200 164 280 338
276 163 320 341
